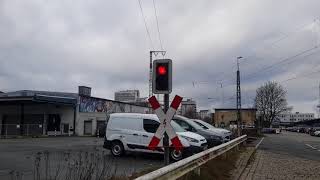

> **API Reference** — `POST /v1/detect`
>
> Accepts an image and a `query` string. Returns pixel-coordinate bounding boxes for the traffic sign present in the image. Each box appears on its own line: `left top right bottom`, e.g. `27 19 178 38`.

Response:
148 95 183 151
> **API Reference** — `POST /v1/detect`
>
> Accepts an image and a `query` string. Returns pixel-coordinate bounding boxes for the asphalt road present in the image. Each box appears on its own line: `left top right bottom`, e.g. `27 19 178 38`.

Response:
259 131 320 161
0 137 163 180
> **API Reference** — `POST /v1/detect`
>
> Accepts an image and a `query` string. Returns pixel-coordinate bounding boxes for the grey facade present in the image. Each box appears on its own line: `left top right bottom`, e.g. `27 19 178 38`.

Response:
0 88 151 137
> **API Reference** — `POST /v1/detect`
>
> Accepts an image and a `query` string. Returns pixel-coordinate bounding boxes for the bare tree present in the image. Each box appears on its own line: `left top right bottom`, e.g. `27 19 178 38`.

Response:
254 81 289 127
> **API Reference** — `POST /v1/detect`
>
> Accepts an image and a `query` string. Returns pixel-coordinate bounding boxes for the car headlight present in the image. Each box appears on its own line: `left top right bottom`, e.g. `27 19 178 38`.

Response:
181 135 199 143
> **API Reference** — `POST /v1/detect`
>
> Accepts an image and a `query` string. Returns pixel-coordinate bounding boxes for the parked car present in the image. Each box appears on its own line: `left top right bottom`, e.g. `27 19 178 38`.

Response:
104 113 208 161
262 128 276 134
314 131 320 137
191 119 232 142
172 115 223 147
310 127 320 136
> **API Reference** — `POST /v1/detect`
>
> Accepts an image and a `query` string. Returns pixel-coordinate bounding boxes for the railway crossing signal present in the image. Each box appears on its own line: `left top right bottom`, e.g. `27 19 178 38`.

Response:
148 95 183 151
152 59 172 94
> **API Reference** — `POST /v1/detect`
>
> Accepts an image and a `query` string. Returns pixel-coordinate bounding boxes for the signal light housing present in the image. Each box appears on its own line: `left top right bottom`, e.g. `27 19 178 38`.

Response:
152 59 172 94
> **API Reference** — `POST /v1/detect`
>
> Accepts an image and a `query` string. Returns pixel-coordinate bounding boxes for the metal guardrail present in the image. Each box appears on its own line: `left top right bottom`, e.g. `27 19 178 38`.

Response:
135 135 247 180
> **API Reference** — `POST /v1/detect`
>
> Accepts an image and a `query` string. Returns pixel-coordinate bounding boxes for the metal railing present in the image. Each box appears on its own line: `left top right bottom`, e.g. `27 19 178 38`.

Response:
135 135 247 180
0 124 43 137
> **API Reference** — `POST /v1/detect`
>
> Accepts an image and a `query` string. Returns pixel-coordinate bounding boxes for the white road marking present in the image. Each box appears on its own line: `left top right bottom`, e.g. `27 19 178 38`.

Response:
305 144 317 150
255 137 264 149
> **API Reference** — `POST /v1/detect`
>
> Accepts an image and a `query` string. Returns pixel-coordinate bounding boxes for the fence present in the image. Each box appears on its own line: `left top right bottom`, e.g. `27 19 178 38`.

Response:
135 135 247 180
0 124 43 137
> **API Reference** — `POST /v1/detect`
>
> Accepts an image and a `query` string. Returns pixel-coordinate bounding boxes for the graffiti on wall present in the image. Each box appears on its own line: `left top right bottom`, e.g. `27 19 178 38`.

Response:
79 96 150 114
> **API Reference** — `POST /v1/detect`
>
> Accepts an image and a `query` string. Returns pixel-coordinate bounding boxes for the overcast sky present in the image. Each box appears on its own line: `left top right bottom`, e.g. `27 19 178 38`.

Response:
0 0 320 115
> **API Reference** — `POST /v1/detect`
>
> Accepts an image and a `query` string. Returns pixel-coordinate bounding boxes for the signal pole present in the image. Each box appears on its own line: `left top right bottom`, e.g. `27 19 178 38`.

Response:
236 56 243 137
149 51 166 98
163 94 170 165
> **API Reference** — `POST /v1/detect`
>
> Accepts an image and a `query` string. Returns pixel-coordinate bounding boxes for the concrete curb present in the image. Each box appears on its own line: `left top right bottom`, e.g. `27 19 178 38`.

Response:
236 137 264 180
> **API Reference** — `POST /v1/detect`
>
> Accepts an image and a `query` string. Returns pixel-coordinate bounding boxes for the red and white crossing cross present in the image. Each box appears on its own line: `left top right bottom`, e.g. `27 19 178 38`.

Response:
148 95 183 151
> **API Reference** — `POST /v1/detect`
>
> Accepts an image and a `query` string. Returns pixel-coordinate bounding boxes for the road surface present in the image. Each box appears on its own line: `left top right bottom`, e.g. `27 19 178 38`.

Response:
240 131 320 180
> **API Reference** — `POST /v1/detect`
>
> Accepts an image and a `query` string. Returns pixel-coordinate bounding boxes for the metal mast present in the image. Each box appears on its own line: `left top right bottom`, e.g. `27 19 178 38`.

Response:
318 82 320 118
236 56 243 137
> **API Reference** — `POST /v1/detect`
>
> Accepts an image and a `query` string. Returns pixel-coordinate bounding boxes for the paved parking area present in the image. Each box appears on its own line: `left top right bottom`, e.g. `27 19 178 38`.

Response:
0 137 163 179
240 131 320 180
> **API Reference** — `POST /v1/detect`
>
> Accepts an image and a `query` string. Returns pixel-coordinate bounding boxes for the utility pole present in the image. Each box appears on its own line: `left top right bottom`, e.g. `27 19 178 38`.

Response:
318 82 320 118
236 56 243 137
218 81 224 107
149 51 166 98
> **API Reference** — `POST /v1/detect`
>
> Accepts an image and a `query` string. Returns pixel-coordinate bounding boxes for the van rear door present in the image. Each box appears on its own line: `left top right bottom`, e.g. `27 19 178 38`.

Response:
108 117 144 150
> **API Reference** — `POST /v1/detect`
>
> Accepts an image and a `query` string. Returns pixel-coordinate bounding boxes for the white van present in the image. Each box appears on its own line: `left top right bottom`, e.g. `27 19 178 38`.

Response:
104 113 207 161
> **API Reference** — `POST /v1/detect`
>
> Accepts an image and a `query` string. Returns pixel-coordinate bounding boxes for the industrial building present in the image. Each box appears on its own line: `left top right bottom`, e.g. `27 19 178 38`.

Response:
213 108 257 128
179 99 197 118
0 86 151 137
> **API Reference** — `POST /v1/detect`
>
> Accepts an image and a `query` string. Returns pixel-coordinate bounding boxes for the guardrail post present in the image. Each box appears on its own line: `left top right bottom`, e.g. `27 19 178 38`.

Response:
193 167 201 176
242 140 247 146
222 152 227 160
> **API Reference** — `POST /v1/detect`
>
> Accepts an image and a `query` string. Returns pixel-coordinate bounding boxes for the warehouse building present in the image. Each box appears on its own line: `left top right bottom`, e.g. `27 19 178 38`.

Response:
214 108 257 128
0 86 151 137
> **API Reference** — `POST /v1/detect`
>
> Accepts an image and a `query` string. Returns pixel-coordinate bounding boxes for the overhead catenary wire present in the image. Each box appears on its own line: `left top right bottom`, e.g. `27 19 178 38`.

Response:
242 19 319 64
137 0 154 49
152 0 164 51
243 44 320 81
281 69 320 83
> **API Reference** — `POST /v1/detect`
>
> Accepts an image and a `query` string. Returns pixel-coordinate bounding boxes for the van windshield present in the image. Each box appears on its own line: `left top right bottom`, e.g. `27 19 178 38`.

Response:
171 121 186 132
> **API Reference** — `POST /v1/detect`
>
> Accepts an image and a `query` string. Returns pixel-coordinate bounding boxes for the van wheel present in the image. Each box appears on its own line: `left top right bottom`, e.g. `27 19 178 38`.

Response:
111 141 124 157
170 149 183 161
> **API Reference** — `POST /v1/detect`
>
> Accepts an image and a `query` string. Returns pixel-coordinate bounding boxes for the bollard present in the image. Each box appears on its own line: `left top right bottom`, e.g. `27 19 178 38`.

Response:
5 124 8 138
54 129 56 137
26 124 29 136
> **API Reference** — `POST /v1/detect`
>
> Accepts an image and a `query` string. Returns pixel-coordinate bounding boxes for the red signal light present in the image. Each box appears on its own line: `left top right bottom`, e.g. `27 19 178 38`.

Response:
158 66 167 75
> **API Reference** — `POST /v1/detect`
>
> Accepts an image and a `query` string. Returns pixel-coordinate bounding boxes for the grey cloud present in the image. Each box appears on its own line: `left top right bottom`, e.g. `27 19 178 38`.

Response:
1 0 320 113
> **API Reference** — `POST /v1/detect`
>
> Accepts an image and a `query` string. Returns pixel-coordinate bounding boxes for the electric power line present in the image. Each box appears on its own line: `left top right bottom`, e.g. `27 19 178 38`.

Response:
152 0 164 51
281 69 320 83
137 0 154 49
243 44 320 81
242 19 318 64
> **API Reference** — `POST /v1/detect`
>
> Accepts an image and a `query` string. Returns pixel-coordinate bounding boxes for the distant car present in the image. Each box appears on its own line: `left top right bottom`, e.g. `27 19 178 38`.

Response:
313 130 320 137
191 119 232 142
104 113 208 161
262 128 276 134
173 115 223 147
310 127 320 136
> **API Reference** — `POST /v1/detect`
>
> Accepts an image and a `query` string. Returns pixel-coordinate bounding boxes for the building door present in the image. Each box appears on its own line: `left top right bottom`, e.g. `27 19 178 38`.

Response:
84 120 92 135
47 114 61 131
